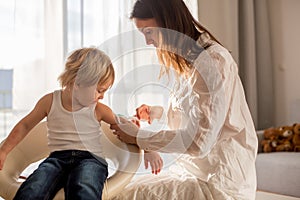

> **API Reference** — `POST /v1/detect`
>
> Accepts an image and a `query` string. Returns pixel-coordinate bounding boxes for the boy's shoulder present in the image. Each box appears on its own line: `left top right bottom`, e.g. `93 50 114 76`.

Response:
39 92 54 103
95 102 111 112
94 102 113 122
33 92 54 116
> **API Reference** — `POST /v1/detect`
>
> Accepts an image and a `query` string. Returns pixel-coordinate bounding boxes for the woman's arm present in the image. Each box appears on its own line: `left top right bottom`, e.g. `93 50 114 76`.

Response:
136 46 236 158
112 46 236 158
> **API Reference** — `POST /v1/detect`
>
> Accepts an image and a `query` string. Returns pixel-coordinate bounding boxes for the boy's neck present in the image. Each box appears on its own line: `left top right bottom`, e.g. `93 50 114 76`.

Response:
61 87 84 112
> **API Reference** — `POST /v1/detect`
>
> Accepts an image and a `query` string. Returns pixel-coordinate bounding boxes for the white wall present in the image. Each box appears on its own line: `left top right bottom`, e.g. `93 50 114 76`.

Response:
197 0 239 63
268 0 300 126
198 0 300 127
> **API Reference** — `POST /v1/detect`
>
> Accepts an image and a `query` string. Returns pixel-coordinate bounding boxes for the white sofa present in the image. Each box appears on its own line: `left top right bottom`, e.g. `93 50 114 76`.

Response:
256 130 300 198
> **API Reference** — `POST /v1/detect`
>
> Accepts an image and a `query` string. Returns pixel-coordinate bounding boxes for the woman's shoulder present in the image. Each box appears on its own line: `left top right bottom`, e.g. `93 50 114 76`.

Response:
192 42 238 80
194 42 230 64
208 43 231 57
201 42 236 67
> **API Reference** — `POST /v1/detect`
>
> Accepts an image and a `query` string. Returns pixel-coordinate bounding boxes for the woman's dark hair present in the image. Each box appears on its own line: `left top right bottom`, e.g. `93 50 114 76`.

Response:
131 0 220 43
130 0 221 75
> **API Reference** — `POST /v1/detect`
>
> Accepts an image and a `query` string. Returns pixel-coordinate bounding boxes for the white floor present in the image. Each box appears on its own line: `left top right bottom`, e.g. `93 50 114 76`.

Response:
256 191 300 200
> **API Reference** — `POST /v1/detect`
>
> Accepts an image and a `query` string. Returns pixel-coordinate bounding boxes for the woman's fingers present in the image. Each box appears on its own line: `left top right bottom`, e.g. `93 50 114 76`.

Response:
144 159 149 169
151 159 163 175
136 104 150 121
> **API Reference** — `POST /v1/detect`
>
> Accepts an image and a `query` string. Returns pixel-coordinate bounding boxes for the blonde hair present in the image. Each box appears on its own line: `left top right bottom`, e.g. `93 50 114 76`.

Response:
58 47 115 88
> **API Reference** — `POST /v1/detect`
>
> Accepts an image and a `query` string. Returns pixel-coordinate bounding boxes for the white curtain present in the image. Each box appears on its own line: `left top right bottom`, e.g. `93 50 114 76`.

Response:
0 0 64 111
0 0 64 139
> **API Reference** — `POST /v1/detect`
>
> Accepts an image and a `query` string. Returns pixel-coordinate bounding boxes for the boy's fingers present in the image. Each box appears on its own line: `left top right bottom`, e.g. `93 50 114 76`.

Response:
110 124 120 132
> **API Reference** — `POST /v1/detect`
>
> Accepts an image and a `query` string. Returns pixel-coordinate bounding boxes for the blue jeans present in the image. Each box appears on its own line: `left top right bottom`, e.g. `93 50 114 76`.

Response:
14 150 108 200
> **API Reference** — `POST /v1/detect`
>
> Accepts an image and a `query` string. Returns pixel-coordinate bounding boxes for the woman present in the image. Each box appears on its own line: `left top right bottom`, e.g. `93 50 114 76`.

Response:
111 0 258 199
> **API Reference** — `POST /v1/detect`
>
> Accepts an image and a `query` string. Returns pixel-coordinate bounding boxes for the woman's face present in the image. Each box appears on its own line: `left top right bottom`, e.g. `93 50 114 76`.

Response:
134 18 160 47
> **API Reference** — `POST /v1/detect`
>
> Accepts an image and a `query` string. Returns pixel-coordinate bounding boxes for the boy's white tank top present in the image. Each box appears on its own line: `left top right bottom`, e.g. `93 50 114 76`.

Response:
47 90 104 158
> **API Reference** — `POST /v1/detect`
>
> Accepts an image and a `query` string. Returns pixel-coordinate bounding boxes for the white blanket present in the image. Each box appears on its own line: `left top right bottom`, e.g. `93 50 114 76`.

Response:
111 166 234 200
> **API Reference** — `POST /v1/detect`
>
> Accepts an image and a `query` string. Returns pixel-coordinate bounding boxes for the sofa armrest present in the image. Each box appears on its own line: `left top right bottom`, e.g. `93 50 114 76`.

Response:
256 130 264 153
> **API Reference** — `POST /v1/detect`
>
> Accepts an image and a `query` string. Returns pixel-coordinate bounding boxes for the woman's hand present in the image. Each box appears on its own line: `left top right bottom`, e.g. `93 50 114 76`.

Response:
144 151 163 175
110 117 139 144
130 117 141 128
135 104 151 124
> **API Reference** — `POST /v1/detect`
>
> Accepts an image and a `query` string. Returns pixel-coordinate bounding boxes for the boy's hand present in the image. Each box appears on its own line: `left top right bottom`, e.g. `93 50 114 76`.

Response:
144 151 163 175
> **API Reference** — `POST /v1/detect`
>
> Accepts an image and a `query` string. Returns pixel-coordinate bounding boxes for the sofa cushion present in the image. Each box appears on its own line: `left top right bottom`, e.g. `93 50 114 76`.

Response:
256 152 300 197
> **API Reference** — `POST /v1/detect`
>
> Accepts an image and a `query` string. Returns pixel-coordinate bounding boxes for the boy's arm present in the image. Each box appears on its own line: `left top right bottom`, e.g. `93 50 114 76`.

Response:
0 93 52 156
98 103 164 174
95 102 117 125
